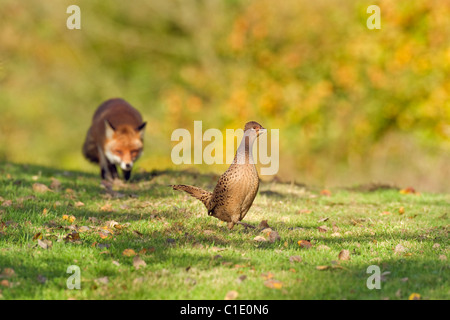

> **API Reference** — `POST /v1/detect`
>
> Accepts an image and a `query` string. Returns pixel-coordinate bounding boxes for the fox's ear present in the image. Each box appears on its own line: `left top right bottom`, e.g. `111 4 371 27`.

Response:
105 120 116 139
136 122 147 138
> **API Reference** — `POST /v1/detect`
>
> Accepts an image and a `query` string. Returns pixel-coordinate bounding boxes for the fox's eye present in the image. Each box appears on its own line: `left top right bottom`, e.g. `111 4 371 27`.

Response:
130 150 140 157
114 150 123 156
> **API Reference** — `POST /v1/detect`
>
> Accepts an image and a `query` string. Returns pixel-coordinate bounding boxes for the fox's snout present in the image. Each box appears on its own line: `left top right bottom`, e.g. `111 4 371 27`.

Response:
120 161 133 171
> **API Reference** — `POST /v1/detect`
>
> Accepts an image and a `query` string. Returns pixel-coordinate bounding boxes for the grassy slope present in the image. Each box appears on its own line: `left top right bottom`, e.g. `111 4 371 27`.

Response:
0 162 448 300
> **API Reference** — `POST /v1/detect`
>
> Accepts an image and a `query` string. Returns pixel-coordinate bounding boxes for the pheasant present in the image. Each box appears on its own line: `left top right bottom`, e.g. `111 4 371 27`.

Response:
172 121 266 229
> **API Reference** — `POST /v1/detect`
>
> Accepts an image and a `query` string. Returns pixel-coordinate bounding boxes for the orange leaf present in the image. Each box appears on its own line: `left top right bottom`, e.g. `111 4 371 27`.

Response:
122 249 136 257
264 279 283 289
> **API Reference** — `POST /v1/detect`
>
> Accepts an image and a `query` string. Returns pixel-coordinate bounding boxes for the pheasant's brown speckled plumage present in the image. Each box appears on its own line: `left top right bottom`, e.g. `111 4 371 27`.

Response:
172 121 265 229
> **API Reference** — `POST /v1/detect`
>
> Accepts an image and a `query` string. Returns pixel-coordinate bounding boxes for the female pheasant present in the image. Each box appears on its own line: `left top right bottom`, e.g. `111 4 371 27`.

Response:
171 121 266 229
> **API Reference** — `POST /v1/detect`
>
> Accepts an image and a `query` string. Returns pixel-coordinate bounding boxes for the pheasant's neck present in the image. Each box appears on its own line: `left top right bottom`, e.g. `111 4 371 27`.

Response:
234 132 256 165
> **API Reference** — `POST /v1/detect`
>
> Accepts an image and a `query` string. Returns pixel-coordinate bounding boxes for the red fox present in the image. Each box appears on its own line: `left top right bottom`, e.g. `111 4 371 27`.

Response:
82 98 146 181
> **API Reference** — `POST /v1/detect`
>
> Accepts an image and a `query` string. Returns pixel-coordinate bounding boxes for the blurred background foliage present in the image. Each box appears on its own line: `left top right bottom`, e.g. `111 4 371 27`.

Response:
0 0 449 192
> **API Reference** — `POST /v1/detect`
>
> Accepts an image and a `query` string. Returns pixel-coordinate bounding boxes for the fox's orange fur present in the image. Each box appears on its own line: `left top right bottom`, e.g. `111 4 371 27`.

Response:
82 98 146 181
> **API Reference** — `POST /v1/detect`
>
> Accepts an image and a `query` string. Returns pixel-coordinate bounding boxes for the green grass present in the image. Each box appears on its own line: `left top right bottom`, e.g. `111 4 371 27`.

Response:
0 162 448 300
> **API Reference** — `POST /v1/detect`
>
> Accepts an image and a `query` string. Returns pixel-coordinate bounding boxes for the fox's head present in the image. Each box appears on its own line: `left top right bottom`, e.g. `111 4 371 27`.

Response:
104 120 147 171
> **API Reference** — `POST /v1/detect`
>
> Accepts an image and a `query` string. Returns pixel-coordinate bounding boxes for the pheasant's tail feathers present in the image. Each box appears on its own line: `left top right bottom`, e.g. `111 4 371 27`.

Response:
171 184 212 208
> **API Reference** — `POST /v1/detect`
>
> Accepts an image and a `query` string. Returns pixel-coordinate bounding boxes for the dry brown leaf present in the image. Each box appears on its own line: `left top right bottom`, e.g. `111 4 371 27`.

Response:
224 290 239 300
37 239 52 250
0 268 15 279
74 201 85 207
133 256 147 269
298 240 312 249
268 231 281 243
317 244 331 251
50 178 61 190
253 236 267 242
264 279 283 289
0 279 10 287
316 265 330 271
1 200 12 207
32 183 52 193
32 232 43 241
258 220 270 229
100 203 113 212
260 272 274 280
64 232 80 242
338 249 351 261
318 225 328 233
289 255 302 263
394 244 407 254
398 207 405 215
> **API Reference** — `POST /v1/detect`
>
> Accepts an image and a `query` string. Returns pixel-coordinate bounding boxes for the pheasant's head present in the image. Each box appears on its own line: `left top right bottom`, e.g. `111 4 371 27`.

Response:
244 121 266 137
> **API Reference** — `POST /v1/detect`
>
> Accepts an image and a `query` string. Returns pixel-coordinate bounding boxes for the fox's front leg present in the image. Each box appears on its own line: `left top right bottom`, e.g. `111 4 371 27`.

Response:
98 147 118 181
123 169 131 181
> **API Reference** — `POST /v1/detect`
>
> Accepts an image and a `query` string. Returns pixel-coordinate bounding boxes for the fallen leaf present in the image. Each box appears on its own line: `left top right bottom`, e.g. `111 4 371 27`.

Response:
253 236 267 242
264 279 283 289
318 225 328 233
316 265 330 271
64 232 80 242
289 255 302 263
133 256 147 269
260 272 274 280
298 240 312 249
32 232 43 241
400 187 417 195
236 275 247 283
320 189 332 196
399 207 405 215
1 200 12 207
95 276 109 285
317 217 329 223
408 293 421 300
0 280 10 287
32 183 52 193
37 239 52 250
74 201 85 207
439 255 447 261
122 249 136 257
50 178 61 190
100 203 113 212
0 268 15 279
62 215 76 223
338 249 351 261
258 220 270 229
317 244 331 251
78 226 90 233
224 290 239 300
268 231 281 243
394 244 407 254
298 209 312 214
